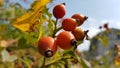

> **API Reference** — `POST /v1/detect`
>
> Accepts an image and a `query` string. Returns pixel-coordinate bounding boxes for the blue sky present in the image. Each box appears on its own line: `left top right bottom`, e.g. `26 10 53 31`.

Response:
14 0 120 51
54 0 120 20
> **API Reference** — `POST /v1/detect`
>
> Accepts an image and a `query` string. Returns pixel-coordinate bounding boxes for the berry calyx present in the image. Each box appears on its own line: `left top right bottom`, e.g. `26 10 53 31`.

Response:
71 39 77 49
84 30 90 40
44 50 53 57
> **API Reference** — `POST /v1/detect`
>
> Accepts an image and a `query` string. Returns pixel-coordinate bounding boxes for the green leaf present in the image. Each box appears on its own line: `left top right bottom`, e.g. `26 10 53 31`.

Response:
0 47 4 53
62 49 76 59
117 32 120 35
18 37 29 49
80 58 91 68
77 41 83 45
74 51 91 68
99 36 109 47
48 20 55 36
42 7 52 19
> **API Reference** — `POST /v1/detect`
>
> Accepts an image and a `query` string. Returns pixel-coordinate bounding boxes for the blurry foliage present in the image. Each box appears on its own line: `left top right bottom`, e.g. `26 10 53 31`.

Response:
88 28 120 68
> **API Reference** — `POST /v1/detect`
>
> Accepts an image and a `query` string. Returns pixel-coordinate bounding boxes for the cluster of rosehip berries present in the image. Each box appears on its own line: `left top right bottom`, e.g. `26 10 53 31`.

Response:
99 23 110 31
38 3 88 57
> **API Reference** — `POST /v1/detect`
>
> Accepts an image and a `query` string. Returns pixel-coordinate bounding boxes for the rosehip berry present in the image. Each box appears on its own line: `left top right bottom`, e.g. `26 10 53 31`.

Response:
53 3 66 19
103 23 110 31
38 37 57 57
62 18 77 31
71 14 88 26
72 28 85 41
103 23 108 28
56 31 77 50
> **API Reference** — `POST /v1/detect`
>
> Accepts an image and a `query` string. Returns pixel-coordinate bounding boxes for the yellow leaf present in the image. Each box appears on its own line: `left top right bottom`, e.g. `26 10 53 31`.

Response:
13 0 50 32
38 26 43 40
0 0 3 6
13 23 30 32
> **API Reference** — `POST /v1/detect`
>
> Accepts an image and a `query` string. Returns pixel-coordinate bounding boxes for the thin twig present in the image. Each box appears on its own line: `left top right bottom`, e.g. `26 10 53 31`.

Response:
40 57 46 68
52 19 58 38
